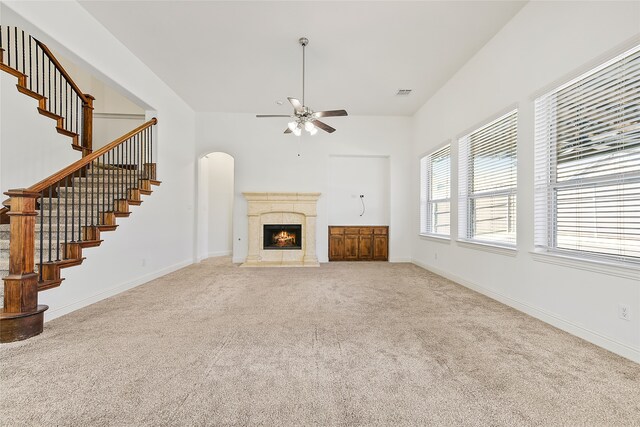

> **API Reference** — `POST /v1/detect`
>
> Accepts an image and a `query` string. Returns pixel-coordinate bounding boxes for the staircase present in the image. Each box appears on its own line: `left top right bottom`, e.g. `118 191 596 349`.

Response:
0 26 94 154
0 26 160 342
0 164 158 302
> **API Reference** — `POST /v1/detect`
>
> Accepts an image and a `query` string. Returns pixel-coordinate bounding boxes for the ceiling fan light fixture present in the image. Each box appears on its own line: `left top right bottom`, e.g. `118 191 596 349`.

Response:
304 121 315 132
292 127 302 136
288 121 298 131
309 127 318 136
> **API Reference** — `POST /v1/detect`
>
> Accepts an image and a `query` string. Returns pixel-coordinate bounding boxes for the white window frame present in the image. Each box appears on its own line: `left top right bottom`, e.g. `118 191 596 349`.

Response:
458 109 518 249
420 143 451 238
534 44 640 270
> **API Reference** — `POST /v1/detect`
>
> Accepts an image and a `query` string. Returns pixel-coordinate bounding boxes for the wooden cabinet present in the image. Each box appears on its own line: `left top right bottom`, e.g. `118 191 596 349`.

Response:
329 226 388 261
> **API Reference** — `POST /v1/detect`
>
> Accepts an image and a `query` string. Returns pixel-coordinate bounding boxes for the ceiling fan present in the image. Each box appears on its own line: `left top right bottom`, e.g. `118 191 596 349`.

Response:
256 37 348 135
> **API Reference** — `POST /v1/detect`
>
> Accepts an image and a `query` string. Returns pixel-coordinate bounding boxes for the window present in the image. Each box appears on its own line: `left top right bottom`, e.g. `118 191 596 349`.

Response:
535 45 640 266
420 144 451 236
459 110 518 246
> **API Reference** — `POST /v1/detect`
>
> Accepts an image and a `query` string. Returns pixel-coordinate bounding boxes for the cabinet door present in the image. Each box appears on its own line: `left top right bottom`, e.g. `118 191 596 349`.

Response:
329 235 344 260
344 235 359 260
359 235 373 260
373 235 388 261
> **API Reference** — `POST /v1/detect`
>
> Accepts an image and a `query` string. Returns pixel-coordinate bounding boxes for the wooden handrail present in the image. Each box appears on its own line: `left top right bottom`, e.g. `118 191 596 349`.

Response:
28 118 157 193
35 39 89 104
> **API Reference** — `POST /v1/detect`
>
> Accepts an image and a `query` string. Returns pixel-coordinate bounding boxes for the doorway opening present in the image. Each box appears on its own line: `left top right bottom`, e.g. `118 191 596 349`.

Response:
197 152 235 260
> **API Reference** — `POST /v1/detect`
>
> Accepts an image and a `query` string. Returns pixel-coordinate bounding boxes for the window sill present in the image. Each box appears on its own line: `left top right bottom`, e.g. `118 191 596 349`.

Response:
419 234 451 243
456 240 518 257
530 250 640 280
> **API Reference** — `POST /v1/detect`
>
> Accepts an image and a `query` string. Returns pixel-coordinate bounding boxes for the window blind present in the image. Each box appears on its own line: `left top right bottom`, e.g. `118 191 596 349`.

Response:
535 45 640 265
459 110 518 245
420 145 451 236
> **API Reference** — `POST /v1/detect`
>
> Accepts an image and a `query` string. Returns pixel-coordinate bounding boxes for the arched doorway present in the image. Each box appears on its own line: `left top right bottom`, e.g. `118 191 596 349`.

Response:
197 152 235 260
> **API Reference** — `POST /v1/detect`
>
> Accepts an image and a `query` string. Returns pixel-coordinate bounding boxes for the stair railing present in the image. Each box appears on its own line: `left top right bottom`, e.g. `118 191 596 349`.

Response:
0 26 94 154
0 118 157 343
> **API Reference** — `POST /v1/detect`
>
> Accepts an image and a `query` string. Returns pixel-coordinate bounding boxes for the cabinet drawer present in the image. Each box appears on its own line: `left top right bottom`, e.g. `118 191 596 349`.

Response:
374 227 388 235
329 227 345 235
359 228 373 235
345 228 360 235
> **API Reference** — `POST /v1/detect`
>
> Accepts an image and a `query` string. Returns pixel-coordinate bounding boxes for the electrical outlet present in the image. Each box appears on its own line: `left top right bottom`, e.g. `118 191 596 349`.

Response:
618 303 631 321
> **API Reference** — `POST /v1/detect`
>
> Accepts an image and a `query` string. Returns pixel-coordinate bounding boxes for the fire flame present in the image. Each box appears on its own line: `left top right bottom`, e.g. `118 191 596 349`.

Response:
272 230 297 247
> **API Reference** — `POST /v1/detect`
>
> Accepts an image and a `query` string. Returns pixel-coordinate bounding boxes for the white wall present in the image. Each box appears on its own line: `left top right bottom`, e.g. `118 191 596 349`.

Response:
2 1 197 321
327 155 390 226
195 113 412 263
411 1 640 362
93 114 145 149
206 152 234 257
54 51 146 149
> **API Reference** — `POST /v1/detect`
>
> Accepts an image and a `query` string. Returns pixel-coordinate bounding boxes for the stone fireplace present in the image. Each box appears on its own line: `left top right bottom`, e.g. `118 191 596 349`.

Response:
242 192 320 267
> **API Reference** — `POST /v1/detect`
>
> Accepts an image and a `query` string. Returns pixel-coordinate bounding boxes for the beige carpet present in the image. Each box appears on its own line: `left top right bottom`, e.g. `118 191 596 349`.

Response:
1 258 639 426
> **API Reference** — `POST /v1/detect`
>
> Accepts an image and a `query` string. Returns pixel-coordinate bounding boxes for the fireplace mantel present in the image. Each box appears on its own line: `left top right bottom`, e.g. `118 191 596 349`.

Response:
242 192 321 267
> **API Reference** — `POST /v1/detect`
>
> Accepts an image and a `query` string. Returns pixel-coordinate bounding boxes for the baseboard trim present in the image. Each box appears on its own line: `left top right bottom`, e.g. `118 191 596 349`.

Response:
411 259 640 364
389 257 413 263
207 250 232 258
44 258 193 322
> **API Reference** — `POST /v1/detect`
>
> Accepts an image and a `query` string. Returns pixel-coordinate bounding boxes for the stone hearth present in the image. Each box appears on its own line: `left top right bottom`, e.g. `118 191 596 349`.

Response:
242 192 320 267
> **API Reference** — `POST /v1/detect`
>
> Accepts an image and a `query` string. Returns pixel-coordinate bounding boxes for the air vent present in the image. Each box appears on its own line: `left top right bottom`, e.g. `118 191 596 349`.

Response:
396 89 412 96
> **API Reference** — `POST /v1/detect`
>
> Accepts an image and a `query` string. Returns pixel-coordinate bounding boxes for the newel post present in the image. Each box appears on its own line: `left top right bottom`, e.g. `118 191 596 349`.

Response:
0 189 48 342
81 94 95 157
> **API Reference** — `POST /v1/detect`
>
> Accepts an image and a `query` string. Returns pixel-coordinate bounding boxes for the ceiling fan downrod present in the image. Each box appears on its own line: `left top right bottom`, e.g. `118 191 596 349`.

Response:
299 37 308 107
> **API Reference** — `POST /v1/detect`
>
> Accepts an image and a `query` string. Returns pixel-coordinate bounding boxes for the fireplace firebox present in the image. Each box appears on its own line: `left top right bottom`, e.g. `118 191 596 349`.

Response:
263 224 302 250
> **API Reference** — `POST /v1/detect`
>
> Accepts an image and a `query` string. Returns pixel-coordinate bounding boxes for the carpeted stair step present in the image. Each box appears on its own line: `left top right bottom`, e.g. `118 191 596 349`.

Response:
0 237 86 253
55 188 137 196
39 195 135 208
0 223 118 239
36 214 103 226
62 171 147 181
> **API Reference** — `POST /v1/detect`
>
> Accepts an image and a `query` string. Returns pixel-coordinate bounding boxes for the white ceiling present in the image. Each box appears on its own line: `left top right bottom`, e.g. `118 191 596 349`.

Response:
79 1 526 116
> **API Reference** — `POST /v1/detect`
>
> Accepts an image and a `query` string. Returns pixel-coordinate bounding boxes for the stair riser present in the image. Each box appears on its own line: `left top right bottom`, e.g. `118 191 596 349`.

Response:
36 211 103 220
72 176 146 184
22 222 110 234
39 201 125 211
64 182 144 190
49 186 141 196
0 225 110 239
37 199 127 212
1 252 68 262
53 188 137 195
1 236 93 249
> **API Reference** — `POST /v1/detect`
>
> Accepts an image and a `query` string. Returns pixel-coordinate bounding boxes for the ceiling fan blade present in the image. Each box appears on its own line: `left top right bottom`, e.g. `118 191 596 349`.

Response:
313 120 336 133
288 97 304 113
313 110 348 118
256 114 292 118
284 128 292 134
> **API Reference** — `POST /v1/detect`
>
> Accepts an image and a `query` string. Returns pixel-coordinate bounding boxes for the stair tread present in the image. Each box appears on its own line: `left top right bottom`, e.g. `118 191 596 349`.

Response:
56 127 78 138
